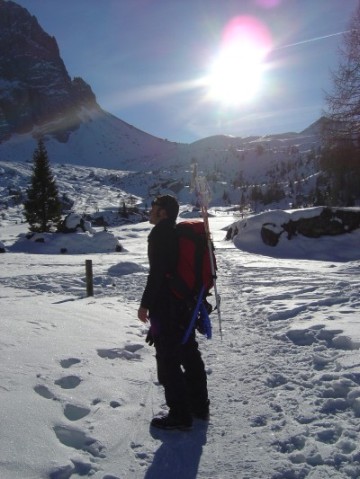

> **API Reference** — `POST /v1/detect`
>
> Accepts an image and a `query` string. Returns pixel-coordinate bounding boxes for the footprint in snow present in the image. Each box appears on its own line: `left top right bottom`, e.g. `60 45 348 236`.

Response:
53 424 106 458
60 357 81 368
266 373 288 388
131 442 153 467
286 326 360 350
83 398 123 409
250 415 268 427
55 375 82 389
97 343 144 361
35 385 98 474
63 403 91 421
35 360 81 400
34 384 57 400
49 458 96 479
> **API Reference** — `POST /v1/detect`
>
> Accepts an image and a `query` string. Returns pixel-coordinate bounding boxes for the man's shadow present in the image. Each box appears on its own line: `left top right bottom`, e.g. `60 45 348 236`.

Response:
144 421 209 479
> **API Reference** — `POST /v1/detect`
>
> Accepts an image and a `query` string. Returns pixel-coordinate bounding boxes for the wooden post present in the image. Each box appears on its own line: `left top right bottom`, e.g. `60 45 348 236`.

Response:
85 259 94 297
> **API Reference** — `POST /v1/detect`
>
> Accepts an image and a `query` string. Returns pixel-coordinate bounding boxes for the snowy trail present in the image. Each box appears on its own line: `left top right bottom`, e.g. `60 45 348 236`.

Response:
1 218 360 478
207 244 360 478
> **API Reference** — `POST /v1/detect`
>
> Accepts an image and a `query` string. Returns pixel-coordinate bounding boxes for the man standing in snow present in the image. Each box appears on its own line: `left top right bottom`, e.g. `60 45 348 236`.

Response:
138 194 209 430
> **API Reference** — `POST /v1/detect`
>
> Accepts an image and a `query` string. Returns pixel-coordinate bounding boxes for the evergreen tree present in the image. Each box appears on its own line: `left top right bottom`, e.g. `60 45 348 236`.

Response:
119 200 129 218
250 185 263 203
24 139 62 232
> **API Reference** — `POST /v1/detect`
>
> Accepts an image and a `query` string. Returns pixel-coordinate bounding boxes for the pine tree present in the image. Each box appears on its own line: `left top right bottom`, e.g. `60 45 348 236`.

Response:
24 139 62 232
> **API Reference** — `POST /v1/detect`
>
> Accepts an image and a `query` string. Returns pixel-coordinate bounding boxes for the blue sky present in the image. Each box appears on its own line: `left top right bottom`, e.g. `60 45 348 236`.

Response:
13 0 359 143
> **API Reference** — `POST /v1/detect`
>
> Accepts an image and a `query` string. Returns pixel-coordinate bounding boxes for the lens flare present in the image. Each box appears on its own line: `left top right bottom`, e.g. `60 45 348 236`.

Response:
255 0 282 8
222 15 272 55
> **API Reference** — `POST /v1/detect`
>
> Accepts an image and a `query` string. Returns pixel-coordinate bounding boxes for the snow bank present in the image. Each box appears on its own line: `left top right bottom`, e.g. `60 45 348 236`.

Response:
230 207 360 261
9 230 123 254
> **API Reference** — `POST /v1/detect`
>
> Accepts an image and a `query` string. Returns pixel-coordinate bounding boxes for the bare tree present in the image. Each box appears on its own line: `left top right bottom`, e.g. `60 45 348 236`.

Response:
320 3 360 204
324 2 360 145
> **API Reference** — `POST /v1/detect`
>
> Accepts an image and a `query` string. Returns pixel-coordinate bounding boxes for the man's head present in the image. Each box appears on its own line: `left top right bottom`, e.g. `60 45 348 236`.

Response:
150 195 179 224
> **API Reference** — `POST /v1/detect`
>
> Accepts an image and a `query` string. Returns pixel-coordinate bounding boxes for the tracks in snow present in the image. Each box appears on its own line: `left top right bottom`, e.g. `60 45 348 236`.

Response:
206 246 360 478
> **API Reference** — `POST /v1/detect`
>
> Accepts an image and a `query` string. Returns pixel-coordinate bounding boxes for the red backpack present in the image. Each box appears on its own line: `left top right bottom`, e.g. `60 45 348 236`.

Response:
168 220 216 299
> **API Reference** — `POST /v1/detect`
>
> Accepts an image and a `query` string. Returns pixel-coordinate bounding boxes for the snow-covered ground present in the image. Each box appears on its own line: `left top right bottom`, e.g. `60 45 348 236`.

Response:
1 210 360 479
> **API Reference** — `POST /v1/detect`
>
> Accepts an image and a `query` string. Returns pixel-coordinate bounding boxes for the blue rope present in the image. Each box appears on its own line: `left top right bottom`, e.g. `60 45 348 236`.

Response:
181 285 212 344
199 302 212 339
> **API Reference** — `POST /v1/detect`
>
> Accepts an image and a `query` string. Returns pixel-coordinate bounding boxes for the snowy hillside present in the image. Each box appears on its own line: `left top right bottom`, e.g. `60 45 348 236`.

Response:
0 120 323 224
0 113 321 181
0 107 183 171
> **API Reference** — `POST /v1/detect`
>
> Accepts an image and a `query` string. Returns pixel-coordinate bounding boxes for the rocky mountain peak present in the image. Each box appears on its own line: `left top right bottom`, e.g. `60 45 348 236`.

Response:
0 0 99 143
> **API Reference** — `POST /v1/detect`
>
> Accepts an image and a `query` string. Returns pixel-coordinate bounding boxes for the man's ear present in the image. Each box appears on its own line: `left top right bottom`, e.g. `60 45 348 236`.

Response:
158 208 168 220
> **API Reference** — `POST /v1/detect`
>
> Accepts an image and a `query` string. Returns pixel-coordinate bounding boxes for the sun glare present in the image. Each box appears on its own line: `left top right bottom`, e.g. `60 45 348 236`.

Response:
207 16 272 106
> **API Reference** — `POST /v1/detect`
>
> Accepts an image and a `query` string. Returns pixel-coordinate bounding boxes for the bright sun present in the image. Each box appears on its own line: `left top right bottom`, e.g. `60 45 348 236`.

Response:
207 16 272 106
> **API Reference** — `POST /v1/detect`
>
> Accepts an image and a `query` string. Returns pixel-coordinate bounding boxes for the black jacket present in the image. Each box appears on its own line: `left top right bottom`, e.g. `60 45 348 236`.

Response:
140 218 178 312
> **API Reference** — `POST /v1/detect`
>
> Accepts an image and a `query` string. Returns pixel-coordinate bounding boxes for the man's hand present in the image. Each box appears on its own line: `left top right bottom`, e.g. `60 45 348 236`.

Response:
145 329 154 346
138 306 149 323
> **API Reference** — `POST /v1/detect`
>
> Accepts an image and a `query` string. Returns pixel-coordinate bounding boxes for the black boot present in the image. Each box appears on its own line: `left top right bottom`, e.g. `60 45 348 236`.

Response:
151 413 193 431
192 399 210 420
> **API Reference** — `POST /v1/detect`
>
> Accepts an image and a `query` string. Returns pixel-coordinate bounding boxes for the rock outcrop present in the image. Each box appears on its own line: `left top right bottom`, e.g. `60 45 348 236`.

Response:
261 208 360 247
0 0 99 143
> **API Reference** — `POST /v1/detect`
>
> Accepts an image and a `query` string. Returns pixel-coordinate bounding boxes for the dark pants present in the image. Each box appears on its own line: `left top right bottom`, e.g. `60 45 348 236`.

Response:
150 296 208 419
